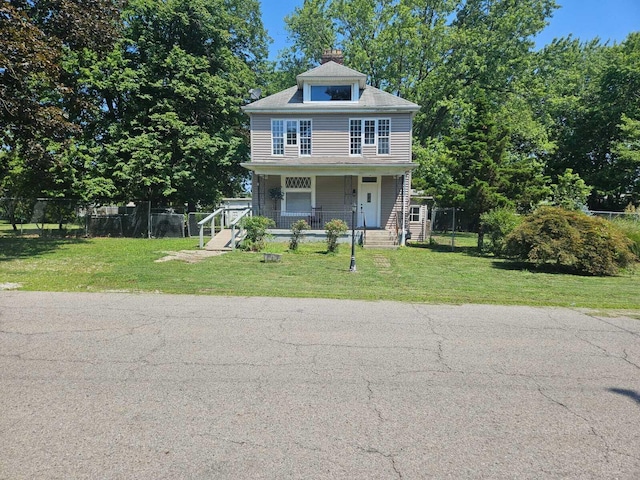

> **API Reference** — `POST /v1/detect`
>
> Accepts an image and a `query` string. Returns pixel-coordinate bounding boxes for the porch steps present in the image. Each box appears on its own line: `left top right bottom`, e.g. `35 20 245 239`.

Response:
363 229 398 249
205 229 234 251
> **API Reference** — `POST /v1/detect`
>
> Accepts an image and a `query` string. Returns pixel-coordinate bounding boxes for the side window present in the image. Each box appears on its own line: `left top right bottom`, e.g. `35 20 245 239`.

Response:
377 119 390 154
299 120 312 155
350 119 362 155
272 120 284 155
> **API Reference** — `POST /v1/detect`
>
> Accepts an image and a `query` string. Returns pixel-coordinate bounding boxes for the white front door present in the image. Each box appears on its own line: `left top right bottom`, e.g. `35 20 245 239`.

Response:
359 176 380 228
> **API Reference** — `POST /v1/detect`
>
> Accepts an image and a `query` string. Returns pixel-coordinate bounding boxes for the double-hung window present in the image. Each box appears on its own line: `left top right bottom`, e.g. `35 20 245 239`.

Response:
272 120 284 155
349 118 391 155
286 120 297 146
377 119 390 154
272 119 312 156
299 120 312 155
350 119 362 155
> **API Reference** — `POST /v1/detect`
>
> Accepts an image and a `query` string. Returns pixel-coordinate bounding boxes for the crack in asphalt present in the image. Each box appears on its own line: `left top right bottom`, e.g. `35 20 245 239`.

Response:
356 446 403 479
575 334 640 371
535 384 612 464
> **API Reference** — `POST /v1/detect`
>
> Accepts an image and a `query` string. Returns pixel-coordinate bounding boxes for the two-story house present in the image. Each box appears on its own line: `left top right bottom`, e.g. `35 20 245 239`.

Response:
241 52 420 245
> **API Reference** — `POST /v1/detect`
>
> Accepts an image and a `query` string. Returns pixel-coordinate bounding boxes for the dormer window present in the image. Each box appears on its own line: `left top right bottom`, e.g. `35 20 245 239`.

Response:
310 85 352 101
302 81 360 103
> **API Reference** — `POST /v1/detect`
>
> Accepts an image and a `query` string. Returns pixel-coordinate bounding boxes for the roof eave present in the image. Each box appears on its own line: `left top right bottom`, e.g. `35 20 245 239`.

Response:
242 105 420 115
241 162 417 176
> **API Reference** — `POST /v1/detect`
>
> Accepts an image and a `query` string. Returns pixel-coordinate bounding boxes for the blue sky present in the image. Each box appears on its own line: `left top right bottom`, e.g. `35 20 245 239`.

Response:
261 0 640 61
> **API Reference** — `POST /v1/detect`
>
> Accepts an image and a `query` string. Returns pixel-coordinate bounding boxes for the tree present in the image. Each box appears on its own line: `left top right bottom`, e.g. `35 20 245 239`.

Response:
551 168 591 211
88 0 269 208
0 0 122 203
542 33 640 209
611 114 640 206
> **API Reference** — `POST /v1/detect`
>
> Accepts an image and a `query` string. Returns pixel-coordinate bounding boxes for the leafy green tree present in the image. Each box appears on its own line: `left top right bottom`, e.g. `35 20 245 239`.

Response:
543 33 640 209
550 168 591 211
89 0 269 208
611 114 640 205
0 0 122 203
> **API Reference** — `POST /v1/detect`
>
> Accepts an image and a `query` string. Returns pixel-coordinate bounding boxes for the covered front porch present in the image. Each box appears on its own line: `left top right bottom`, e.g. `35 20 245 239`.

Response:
246 166 412 232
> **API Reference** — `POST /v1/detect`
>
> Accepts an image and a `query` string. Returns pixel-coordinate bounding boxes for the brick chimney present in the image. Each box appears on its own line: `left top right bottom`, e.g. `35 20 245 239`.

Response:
321 49 344 65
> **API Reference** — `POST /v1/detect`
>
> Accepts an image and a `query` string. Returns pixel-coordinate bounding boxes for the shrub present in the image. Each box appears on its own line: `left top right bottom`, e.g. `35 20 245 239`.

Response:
506 206 636 276
289 219 310 251
613 217 640 258
480 208 521 256
241 216 275 252
324 218 348 253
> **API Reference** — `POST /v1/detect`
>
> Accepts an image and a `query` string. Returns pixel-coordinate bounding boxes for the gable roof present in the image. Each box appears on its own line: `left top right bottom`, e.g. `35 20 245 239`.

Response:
296 61 367 88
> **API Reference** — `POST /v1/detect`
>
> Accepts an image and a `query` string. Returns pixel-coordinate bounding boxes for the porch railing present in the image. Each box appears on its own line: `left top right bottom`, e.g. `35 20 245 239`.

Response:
254 209 355 230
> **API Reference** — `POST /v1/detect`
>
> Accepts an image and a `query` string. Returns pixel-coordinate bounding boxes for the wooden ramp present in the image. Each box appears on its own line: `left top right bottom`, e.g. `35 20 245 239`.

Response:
205 229 234 251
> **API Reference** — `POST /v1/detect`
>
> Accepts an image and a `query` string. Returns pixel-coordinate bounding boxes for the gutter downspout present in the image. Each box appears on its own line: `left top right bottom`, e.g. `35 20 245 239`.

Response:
400 173 406 246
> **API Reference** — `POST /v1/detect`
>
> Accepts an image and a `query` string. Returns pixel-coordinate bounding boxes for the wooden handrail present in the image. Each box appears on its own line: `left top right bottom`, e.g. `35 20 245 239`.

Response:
198 208 224 248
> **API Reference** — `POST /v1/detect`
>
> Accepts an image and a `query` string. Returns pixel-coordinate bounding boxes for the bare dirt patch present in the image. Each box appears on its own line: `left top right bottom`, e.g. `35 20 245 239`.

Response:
155 250 226 263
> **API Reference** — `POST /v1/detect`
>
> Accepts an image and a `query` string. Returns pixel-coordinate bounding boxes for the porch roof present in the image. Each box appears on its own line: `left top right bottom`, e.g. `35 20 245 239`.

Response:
241 159 416 176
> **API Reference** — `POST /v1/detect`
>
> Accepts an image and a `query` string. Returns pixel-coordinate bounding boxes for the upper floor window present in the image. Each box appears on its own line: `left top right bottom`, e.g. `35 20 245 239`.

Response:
286 120 297 145
350 119 362 155
272 120 284 155
303 82 359 102
350 118 391 155
299 120 312 156
272 119 312 156
310 85 352 101
377 119 390 155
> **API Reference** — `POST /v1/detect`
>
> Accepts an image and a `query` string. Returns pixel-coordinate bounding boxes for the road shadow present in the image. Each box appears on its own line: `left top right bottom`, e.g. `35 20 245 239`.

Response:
0 237 87 262
608 388 640 406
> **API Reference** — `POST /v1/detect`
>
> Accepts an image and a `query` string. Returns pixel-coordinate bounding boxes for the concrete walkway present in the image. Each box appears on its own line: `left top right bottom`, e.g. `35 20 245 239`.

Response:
1 292 639 479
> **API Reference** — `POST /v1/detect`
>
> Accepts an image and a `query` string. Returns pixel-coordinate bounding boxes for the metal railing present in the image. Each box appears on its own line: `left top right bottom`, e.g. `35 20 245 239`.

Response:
255 209 354 229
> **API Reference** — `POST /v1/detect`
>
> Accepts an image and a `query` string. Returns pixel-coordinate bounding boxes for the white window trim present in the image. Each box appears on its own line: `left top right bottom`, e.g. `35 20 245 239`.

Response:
349 118 363 156
271 119 313 157
349 118 391 156
281 176 316 216
303 82 360 103
377 118 391 155
271 119 284 156
409 205 422 223
298 119 312 157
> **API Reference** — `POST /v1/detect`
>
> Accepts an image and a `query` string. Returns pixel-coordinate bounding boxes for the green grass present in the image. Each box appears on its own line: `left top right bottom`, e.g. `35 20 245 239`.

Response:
0 232 638 310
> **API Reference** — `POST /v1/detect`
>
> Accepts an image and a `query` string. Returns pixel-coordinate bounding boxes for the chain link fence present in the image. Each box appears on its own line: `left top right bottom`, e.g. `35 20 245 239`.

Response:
0 198 185 238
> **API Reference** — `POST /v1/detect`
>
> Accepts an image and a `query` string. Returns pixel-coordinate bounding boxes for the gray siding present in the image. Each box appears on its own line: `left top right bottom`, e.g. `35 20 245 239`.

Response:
316 176 357 211
250 113 412 162
381 172 412 231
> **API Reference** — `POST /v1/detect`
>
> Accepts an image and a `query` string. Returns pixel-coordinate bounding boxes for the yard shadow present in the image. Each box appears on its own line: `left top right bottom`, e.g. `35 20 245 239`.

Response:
490 259 586 275
608 388 640 406
0 237 87 261
408 242 480 256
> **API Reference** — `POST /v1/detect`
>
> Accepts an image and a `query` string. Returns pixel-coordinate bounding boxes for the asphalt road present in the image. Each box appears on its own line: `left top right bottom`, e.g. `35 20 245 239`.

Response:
1 292 639 479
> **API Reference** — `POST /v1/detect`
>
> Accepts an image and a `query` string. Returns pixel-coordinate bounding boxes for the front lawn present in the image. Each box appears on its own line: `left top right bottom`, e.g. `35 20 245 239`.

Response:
0 233 637 310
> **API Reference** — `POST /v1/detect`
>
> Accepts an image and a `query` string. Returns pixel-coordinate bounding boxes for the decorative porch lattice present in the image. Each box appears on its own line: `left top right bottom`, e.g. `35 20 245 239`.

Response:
285 177 311 189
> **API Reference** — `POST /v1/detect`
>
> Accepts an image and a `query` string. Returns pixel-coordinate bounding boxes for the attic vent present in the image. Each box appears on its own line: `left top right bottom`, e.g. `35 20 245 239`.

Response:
321 49 344 65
